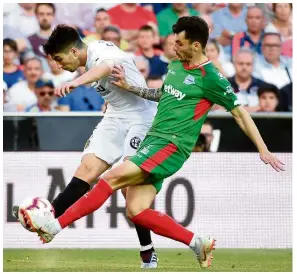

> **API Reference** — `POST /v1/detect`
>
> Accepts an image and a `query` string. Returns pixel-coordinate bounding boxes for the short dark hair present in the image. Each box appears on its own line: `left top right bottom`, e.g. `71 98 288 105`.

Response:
272 3 292 12
139 25 154 34
35 3 56 14
96 8 107 13
103 25 121 35
258 84 280 99
172 16 209 49
3 38 18 52
263 32 282 41
43 24 84 55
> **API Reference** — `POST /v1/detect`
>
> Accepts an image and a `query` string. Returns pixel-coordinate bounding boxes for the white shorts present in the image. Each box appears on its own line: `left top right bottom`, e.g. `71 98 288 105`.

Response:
82 117 152 165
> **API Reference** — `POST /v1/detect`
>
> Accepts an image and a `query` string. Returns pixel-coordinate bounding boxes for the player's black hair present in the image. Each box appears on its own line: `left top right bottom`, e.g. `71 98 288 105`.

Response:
139 25 154 33
172 16 209 49
103 25 121 35
258 84 280 99
96 8 108 13
3 38 18 52
35 3 56 14
43 24 84 55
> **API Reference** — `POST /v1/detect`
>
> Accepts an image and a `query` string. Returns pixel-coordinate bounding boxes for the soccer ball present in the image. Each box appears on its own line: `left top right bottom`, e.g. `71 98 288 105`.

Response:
18 197 55 232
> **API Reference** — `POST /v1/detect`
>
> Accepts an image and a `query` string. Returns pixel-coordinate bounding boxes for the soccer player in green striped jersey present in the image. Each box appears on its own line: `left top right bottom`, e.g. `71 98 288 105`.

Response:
25 16 285 269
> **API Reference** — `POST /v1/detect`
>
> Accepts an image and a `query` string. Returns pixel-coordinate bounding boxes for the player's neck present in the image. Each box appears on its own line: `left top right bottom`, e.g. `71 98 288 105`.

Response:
187 54 208 67
78 45 88 67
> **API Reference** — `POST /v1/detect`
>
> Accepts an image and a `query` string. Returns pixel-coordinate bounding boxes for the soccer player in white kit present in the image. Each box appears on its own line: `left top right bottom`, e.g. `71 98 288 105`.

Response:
13 25 158 268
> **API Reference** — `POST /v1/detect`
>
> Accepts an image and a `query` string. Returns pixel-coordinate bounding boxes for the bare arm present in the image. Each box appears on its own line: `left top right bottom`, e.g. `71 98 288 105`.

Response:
231 105 285 171
111 64 162 102
55 60 113 97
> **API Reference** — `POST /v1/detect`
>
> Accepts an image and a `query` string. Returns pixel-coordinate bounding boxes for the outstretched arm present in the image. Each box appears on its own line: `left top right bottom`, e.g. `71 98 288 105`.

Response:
111 64 162 102
55 60 114 97
231 105 285 172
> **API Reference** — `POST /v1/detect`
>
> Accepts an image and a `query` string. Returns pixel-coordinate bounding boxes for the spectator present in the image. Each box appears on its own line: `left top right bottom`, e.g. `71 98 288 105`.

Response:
108 4 157 47
134 56 150 80
253 33 292 89
257 84 280 112
54 3 97 31
157 4 199 38
3 81 18 112
147 76 163 89
160 34 177 67
3 24 31 53
5 4 39 37
6 57 43 111
27 4 56 59
205 39 235 77
57 85 105 112
200 121 214 152
211 4 247 59
192 3 218 15
265 3 292 41
192 134 207 152
26 79 57 112
228 48 267 112
3 38 25 89
141 3 170 14
83 9 111 43
279 83 292 112
136 25 167 78
101 26 129 52
281 38 292 58
43 56 78 88
231 6 265 57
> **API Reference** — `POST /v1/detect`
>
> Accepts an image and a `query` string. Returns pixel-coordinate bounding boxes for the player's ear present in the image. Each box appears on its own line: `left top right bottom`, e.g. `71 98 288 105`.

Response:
70 47 78 56
192 41 201 52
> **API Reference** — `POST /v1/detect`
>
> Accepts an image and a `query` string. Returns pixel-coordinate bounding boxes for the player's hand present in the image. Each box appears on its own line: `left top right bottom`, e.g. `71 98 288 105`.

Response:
260 150 285 172
55 81 78 97
110 64 130 90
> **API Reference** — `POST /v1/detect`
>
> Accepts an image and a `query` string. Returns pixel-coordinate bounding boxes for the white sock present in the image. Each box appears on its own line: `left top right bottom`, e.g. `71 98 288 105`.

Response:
140 243 154 252
189 234 197 248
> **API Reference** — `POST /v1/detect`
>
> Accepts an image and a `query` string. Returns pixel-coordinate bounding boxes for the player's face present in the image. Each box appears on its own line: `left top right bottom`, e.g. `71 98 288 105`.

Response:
174 31 194 62
51 50 80 72
259 92 279 112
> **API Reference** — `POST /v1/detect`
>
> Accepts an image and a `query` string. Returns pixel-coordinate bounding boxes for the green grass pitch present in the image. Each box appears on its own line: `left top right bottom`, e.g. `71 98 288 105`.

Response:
3 248 292 272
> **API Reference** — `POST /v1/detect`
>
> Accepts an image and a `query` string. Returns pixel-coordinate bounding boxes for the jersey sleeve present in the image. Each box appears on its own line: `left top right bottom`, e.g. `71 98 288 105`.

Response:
203 72 240 111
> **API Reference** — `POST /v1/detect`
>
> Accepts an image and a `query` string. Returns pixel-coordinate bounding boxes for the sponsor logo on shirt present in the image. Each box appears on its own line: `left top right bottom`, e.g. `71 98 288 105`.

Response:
168 69 176 75
224 85 235 95
183 75 195 85
218 72 226 80
164 84 186 101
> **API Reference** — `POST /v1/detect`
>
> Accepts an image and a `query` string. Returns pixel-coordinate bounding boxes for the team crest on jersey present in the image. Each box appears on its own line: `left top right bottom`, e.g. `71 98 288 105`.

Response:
130 136 141 149
183 75 195 85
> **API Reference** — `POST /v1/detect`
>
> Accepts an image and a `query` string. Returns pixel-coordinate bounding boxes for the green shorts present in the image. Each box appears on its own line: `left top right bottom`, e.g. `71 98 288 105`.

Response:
130 135 186 193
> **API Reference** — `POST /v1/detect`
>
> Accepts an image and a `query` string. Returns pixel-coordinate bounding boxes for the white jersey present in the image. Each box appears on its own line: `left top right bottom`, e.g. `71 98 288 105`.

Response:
86 41 156 120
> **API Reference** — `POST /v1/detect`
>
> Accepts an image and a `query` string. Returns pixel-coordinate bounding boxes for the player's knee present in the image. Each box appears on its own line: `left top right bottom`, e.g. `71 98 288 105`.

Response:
126 203 148 220
75 162 98 183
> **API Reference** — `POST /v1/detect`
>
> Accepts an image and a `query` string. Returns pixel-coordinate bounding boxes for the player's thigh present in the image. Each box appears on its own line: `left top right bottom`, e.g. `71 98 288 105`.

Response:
82 117 126 166
125 184 157 219
75 153 110 183
102 160 149 190
123 122 151 159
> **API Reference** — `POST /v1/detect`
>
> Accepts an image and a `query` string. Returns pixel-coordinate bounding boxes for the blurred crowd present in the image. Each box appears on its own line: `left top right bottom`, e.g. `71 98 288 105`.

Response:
3 3 293 113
